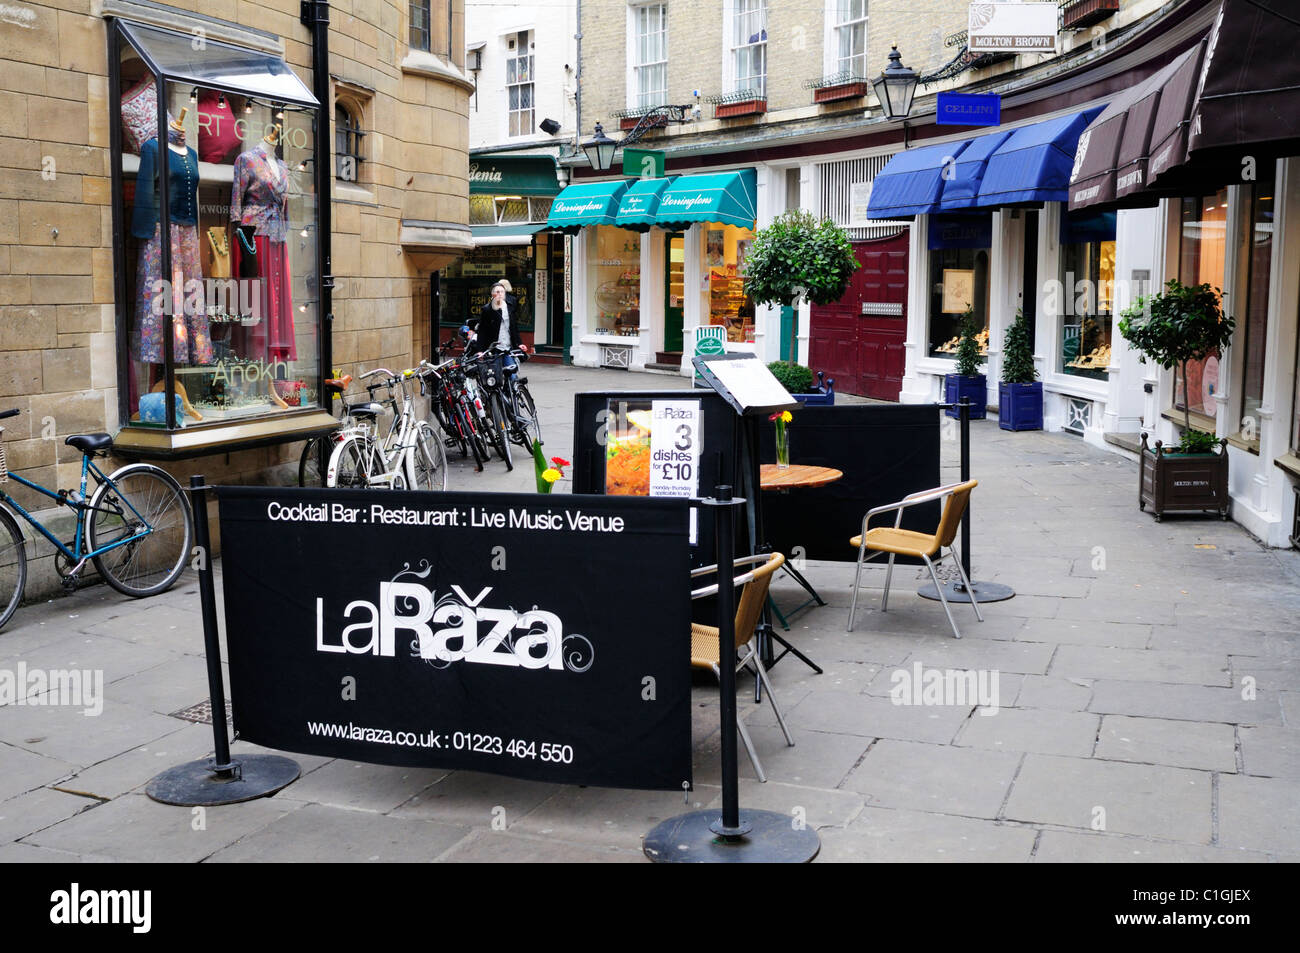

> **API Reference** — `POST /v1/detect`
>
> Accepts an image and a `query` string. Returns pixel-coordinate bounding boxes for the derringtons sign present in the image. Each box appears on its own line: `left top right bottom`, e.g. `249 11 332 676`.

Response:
218 487 692 790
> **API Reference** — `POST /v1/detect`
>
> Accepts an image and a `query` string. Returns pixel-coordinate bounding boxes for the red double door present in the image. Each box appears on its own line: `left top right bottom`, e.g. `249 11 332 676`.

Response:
809 230 909 401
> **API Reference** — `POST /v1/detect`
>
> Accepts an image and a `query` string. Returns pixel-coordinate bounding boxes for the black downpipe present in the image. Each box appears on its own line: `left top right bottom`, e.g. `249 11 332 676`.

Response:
302 1 334 391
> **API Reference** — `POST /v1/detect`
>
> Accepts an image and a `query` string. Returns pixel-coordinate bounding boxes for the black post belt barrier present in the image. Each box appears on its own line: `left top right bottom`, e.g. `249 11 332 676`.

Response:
918 399 1016 605
145 477 300 807
643 488 820 863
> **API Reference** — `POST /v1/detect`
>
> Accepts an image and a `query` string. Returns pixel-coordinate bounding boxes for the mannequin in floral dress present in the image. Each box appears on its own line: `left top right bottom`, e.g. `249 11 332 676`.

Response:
131 108 213 367
230 124 296 366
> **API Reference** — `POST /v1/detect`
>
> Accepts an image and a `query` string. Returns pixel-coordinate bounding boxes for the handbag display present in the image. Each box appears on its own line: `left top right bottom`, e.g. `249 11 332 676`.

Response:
206 226 231 279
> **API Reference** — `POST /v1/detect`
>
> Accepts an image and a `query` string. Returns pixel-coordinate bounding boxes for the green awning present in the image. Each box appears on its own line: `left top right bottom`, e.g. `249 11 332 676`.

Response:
470 223 548 246
547 180 631 232
655 169 757 229
469 155 561 196
615 176 678 231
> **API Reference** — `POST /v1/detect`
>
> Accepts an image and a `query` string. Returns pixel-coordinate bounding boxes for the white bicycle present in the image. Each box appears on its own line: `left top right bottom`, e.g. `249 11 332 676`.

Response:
326 367 447 492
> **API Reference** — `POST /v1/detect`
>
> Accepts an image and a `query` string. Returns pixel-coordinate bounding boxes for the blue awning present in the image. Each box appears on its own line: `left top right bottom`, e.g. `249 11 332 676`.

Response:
939 130 1012 211
615 175 678 231
866 139 972 219
655 170 758 229
547 180 631 232
974 108 1104 207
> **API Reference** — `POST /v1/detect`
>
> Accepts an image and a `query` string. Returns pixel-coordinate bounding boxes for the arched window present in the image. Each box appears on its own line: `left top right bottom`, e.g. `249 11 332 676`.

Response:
335 102 365 182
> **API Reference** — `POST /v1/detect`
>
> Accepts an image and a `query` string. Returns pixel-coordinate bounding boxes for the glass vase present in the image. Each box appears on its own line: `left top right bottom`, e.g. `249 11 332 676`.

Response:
775 422 790 469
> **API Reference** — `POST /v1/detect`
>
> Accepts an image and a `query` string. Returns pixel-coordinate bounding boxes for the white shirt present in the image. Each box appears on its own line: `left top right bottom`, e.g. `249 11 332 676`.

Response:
496 300 511 350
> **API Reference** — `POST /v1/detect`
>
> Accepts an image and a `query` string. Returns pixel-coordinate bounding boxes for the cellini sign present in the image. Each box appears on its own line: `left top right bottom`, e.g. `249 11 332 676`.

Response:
968 2 1058 54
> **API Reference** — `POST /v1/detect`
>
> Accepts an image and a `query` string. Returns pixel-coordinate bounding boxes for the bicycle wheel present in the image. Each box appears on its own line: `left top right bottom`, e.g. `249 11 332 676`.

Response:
512 381 541 448
327 435 373 488
0 505 28 632
488 391 514 471
89 464 193 598
410 422 448 491
298 434 332 487
455 401 488 470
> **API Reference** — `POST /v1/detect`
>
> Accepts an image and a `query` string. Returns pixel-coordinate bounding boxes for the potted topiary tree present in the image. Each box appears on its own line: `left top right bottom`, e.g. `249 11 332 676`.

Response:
1118 278 1236 520
743 209 858 392
943 309 986 419
998 308 1041 431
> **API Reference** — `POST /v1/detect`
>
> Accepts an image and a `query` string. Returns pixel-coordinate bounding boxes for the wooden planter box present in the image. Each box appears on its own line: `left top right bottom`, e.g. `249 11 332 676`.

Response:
1062 0 1120 29
714 98 766 119
813 81 868 104
944 374 987 420
1138 433 1230 521
998 381 1042 431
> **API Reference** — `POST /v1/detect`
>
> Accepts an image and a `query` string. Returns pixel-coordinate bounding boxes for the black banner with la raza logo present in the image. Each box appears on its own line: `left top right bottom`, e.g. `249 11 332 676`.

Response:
218 486 692 791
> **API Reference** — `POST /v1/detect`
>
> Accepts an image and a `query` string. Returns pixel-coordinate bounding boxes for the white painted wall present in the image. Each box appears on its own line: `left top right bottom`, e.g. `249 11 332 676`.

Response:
465 2 578 151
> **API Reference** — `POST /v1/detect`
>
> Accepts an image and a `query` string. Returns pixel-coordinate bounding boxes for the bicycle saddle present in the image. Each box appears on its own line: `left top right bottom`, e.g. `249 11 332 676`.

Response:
346 402 386 418
65 433 113 454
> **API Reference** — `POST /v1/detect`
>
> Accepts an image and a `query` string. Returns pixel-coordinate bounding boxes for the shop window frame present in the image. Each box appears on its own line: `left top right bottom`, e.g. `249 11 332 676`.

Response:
727 0 767 99
506 30 534 138
106 18 332 456
333 98 366 184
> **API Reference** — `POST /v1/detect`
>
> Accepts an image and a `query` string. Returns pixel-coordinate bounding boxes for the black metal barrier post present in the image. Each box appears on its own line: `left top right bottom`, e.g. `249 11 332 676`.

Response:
643 487 820 863
146 477 301 806
918 399 1016 605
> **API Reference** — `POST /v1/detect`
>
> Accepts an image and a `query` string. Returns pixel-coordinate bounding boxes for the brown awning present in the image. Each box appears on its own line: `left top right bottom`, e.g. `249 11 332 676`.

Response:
1186 0 1300 160
1146 37 1208 186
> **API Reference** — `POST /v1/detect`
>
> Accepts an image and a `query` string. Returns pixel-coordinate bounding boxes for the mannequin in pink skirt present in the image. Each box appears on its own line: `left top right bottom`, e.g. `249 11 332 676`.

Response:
230 127 296 364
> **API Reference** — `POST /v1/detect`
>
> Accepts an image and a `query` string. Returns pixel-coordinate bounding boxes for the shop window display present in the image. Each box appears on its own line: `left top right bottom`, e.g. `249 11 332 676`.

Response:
112 22 320 431
705 223 755 343
1174 188 1229 419
928 247 990 359
1059 238 1116 380
589 226 641 336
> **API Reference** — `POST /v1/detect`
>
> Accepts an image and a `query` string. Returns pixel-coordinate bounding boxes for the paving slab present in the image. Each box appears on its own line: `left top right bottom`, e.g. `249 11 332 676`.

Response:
50 721 219 800
898 639 1058 676
1217 774 1300 853
955 707 1100 757
0 787 96 845
1003 754 1212 843
1088 680 1284 725
1230 655 1300 692
1033 829 1269 863
780 689 971 744
817 807 1036 862
0 842 114 863
25 792 300 862
390 770 563 828
0 697 186 768
1094 715 1237 772
704 779 866 830
1147 625 1300 658
510 783 721 848
692 724 872 790
1237 725 1300 780
277 760 448 814
1049 645 1230 686
205 802 470 863
0 742 78 800
841 739 1021 819
1016 620 1152 649
1014 675 1095 711
436 829 646 863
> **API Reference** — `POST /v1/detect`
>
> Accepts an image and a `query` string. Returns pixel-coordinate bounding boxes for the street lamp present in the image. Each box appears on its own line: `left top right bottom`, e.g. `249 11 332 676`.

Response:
872 45 920 146
581 122 619 172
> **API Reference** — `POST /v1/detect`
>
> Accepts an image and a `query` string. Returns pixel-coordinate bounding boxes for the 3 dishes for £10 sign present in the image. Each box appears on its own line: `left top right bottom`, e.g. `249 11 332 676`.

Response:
218 487 693 791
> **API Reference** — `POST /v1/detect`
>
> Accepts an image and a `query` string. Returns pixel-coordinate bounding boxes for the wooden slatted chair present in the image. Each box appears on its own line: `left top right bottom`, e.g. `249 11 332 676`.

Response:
691 552 794 782
847 480 983 639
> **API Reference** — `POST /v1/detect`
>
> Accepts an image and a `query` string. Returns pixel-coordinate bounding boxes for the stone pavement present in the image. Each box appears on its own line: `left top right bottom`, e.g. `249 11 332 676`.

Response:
2 364 1298 863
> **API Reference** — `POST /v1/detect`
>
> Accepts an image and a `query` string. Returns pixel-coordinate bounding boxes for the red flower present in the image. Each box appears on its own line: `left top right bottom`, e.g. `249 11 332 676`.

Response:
550 456 571 468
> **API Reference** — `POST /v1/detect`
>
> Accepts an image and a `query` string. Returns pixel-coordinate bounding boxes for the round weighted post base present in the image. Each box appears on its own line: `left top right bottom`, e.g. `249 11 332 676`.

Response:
644 809 820 863
146 754 300 807
917 580 1016 604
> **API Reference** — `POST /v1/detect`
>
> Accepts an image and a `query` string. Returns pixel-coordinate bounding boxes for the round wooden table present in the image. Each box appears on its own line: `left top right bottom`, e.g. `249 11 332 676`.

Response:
759 464 844 491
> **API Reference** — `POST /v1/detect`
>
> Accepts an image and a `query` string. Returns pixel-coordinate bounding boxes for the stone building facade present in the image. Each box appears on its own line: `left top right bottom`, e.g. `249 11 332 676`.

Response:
1 0 473 590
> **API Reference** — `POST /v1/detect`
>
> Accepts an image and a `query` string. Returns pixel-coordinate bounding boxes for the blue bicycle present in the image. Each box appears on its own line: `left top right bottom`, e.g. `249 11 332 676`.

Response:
0 408 193 631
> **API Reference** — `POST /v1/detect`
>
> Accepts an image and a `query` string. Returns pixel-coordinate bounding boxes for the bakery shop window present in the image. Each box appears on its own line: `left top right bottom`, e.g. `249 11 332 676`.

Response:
1059 211 1117 381
927 213 991 360
109 20 328 452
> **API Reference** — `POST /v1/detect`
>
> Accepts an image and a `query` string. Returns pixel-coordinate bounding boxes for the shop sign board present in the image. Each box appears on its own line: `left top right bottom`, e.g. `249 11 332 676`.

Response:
968 3 1057 53
648 400 701 498
849 182 873 227
623 148 665 179
218 487 692 790
937 92 1002 126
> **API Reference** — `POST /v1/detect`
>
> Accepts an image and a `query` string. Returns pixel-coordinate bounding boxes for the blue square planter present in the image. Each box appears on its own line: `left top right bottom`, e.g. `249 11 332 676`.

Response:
944 374 987 419
998 381 1043 431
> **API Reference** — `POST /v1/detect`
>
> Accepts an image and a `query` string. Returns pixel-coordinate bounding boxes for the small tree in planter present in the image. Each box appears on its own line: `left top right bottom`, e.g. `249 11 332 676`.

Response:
743 209 859 369
944 310 986 419
1118 279 1237 520
999 309 1042 431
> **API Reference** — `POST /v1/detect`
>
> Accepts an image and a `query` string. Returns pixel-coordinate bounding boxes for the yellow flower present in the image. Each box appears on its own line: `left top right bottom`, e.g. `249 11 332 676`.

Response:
780 411 793 423
542 468 561 483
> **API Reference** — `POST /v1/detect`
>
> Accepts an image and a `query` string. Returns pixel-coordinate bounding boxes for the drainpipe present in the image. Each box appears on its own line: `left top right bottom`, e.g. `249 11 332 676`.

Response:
301 0 334 389
573 0 582 160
